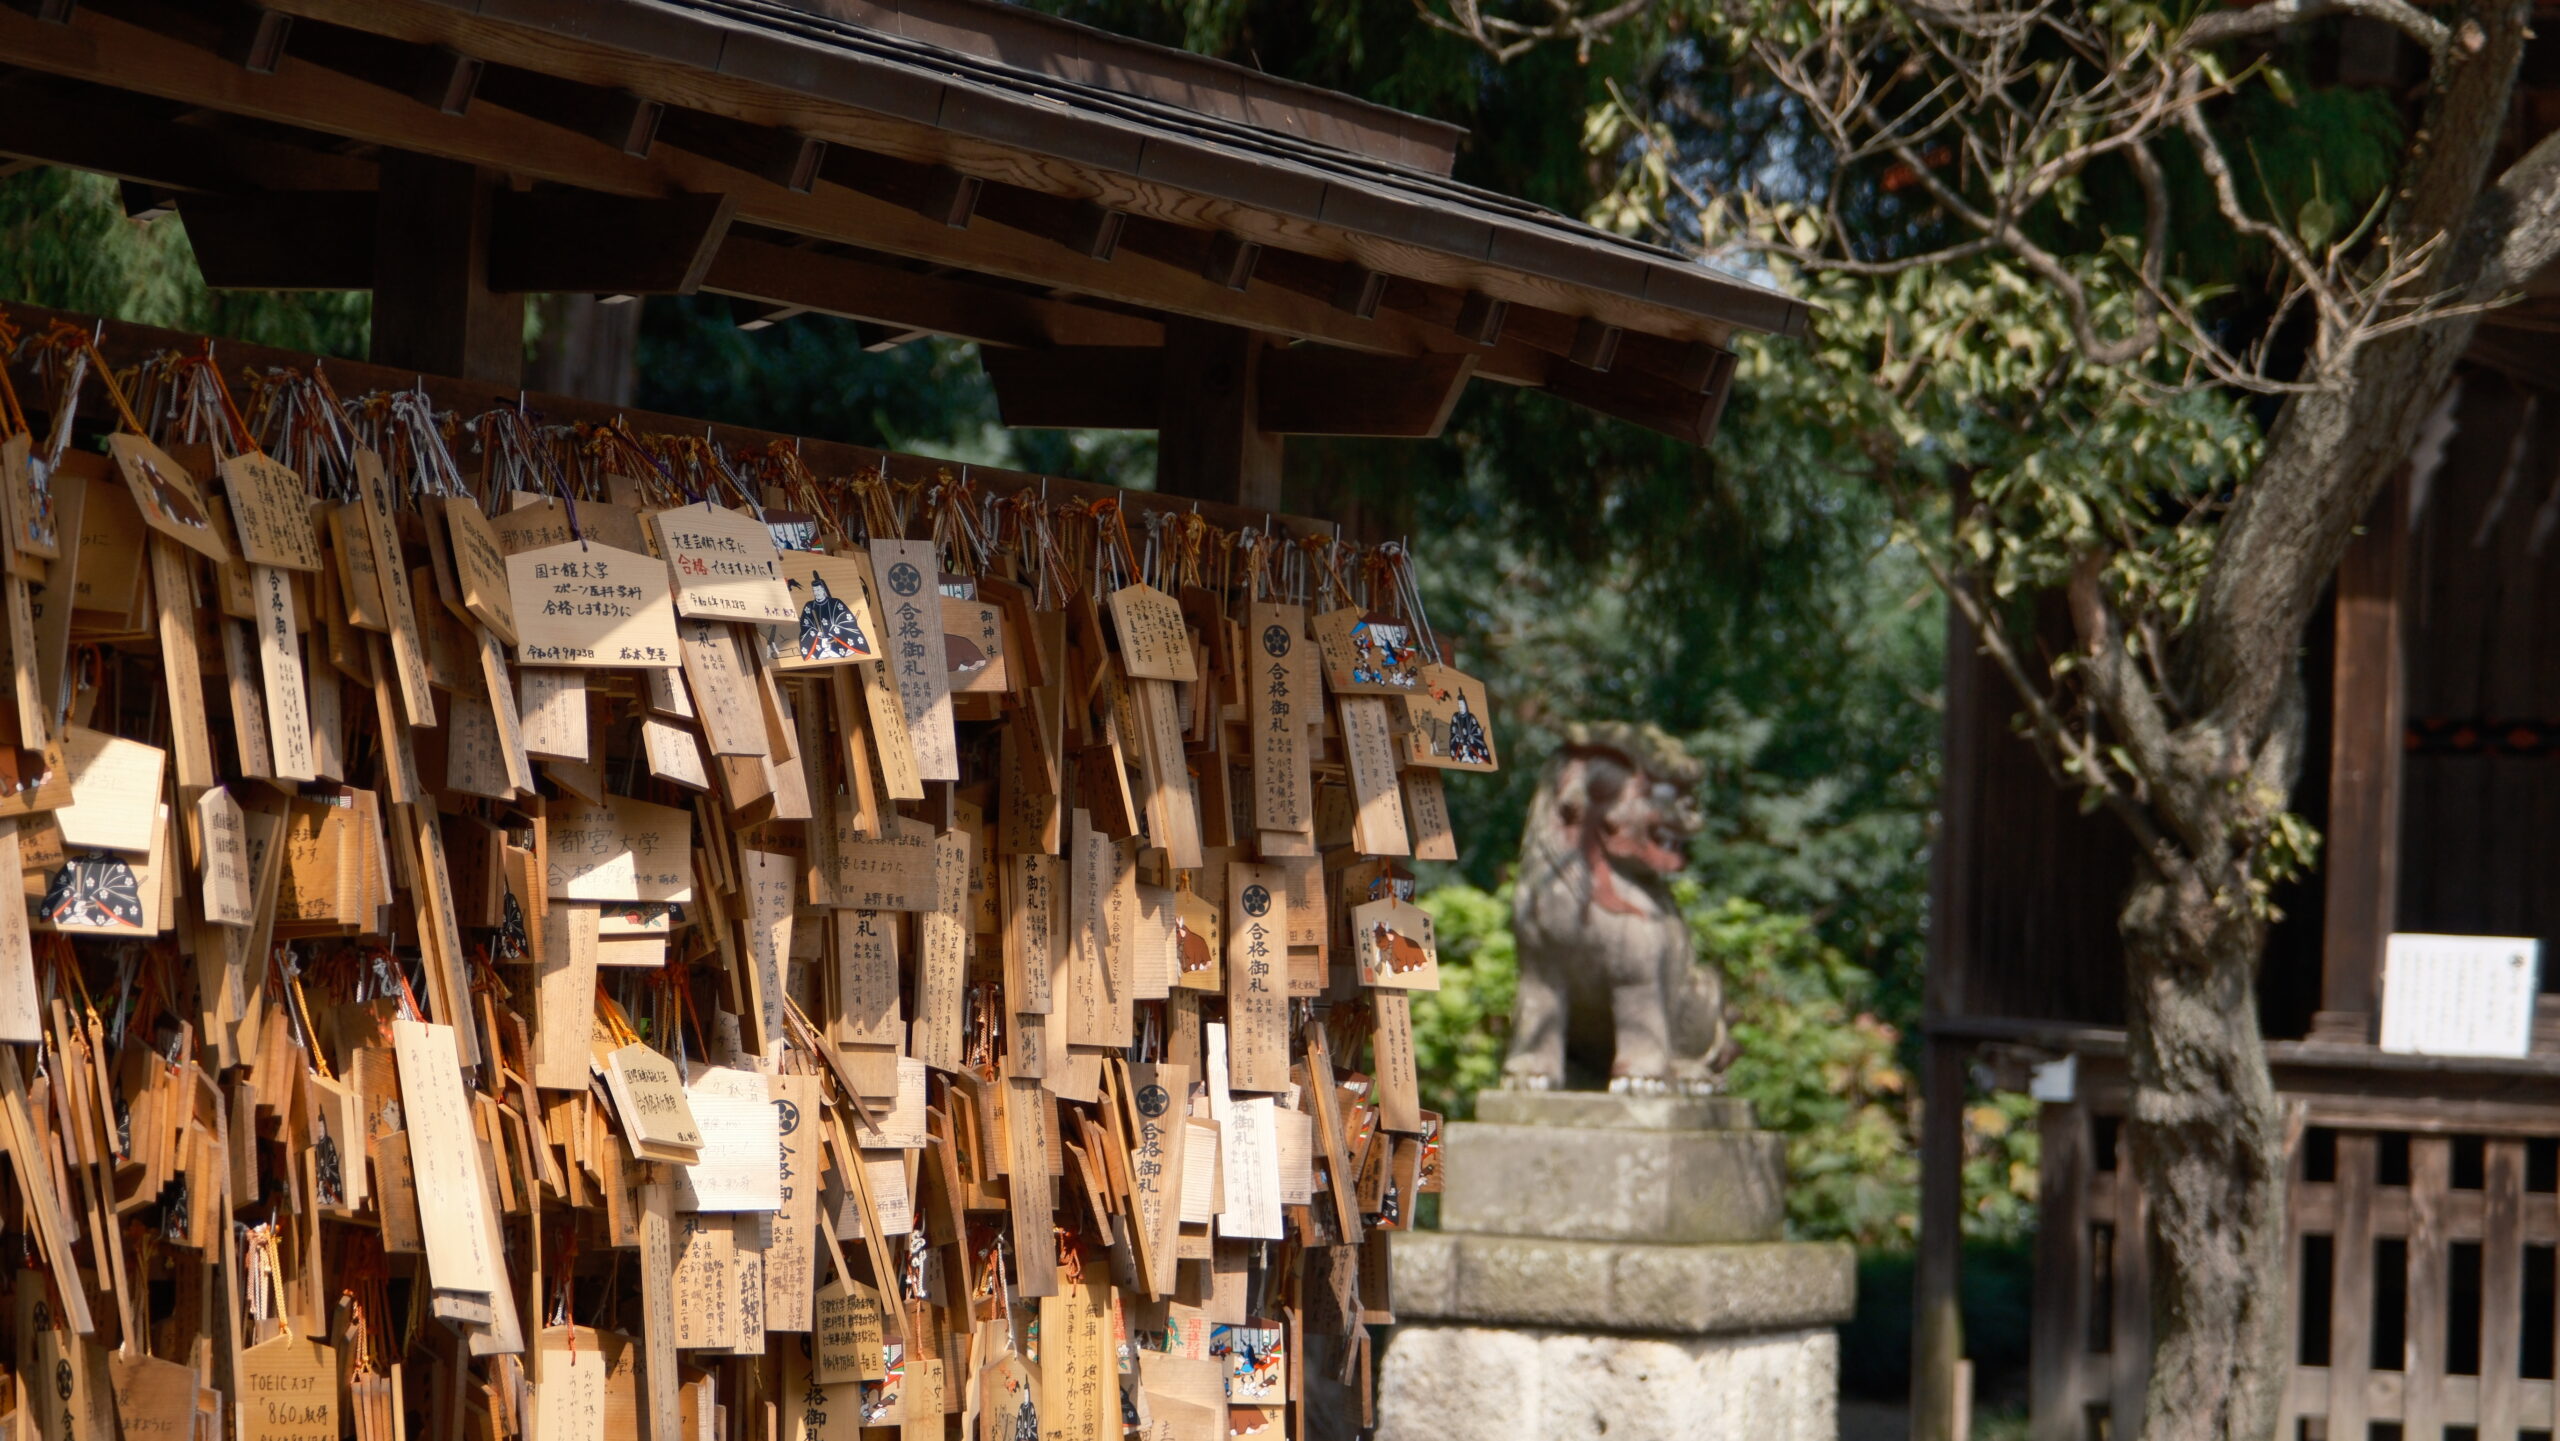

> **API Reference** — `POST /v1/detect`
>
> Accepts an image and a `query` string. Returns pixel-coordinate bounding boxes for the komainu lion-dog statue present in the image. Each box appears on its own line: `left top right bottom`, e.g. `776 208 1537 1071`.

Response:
1504 722 1732 1095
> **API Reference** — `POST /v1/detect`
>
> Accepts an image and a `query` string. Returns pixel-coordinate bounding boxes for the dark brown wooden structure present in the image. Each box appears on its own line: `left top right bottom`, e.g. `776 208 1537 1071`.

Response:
1923 137 2560 1441
0 0 1800 516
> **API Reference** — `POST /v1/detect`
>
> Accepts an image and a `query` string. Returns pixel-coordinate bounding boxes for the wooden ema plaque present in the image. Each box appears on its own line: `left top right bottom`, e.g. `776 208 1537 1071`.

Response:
0 306 1494 1441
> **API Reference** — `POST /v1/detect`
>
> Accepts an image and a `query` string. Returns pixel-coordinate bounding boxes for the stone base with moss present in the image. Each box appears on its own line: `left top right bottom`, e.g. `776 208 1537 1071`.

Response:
1377 1091 1853 1441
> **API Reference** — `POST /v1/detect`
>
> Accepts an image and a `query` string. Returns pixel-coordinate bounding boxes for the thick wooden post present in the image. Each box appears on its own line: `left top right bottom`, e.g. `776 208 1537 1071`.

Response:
1155 319 1283 511
1913 1036 1968 1441
2313 471 2408 1043
369 151 523 385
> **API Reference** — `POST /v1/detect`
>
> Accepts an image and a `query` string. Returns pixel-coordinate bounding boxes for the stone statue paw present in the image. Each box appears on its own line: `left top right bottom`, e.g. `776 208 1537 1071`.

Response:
1608 1074 1673 1096
1498 1070 1556 1092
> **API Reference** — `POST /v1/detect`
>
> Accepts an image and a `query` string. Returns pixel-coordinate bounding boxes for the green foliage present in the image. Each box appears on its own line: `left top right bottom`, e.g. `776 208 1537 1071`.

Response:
1410 886 1519 1120
0 168 368 357
1414 881 2037 1249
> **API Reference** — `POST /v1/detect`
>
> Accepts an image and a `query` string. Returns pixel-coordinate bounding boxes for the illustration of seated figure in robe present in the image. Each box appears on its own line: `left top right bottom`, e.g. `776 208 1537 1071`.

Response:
797 573 870 659
1446 694 1492 765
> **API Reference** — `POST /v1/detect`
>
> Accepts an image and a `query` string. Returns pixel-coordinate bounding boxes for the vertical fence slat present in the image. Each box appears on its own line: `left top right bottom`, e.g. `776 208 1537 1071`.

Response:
2409 1136 2451 1441
2335 1132 2379 1441
2483 1140 2525 1441
2114 1165 2152 1436
2035 1102 2093 1441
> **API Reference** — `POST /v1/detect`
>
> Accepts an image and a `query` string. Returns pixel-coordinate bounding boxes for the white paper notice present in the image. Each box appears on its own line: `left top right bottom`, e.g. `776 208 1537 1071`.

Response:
1205 1024 1282 1239
2379 932 2542 1059
676 1066 783 1212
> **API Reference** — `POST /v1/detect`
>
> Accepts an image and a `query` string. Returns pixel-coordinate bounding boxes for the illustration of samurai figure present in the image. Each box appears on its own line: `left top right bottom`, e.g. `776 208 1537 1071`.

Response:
796 573 870 659
1445 694 1492 765
42 854 143 930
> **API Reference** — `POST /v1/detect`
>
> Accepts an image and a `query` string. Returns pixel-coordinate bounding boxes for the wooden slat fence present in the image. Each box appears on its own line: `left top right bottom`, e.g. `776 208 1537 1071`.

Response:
2035 1102 2560 1441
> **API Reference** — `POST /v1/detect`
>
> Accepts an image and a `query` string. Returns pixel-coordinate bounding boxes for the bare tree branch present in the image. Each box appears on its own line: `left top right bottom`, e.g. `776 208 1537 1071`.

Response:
2180 0 2450 59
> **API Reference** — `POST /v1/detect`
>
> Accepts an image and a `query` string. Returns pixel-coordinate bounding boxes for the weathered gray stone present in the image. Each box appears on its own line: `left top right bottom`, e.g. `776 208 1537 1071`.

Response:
1394 1231 1855 1334
1376 1322 1840 1441
1473 1089 1756 1131
1439 1121 1786 1244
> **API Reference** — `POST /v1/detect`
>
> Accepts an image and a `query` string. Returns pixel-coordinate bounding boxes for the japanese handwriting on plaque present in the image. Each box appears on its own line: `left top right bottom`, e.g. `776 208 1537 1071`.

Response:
505 541 681 670
545 794 695 903
866 540 958 780
1247 601 1312 835
442 498 518 644
216 452 322 572
392 1019 502 1303
653 504 798 623
1225 864 1291 1092
196 786 253 926
1108 583 1197 682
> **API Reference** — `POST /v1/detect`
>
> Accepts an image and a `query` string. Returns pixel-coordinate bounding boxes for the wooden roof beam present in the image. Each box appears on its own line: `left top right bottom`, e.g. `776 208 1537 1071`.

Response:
175 185 739 296
244 0 1799 342
659 109 827 194
0 7 1556 381
474 63 662 158
983 341 1475 438
0 72 375 193
698 234 1163 351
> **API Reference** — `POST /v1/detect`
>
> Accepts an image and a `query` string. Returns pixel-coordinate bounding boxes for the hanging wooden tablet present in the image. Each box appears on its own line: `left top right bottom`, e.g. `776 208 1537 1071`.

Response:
603 1044 705 1164
813 1276 882 1385
1399 664 1498 772
1001 853 1058 1017
145 538 215 790
766 1072 821 1331
641 719 711 793
1066 811 1130 1050
196 787 253 928
107 434 228 565
0 819 36 1042
1309 606 1421 697
1245 601 1312 847
547 794 695 903
440 498 517 645
506 541 681 670
639 1182 684 1441
867 541 958 781
518 671 590 762
1223 864 1289 1094
1336 698 1410 857
674 618 768 758
655 504 797 624
1108 583 1196 683
740 848 796 1056
0 431 54 560
392 1019 503 1311
533 905 601 1090
238 1333 335 1441
352 450 436 725
1401 768 1458 863
832 810 936 912
832 908 904 1057
1350 898 1437 990
1372 993 1423 1134
1005 1071 1058 1299
767 552 878 670
911 831 971 1074
251 565 316 782
5 573 41 752
1129 677 1202 868
217 453 321 574
1040 1269 1111 1441
532 1325 606 1441
1124 1060 1189 1297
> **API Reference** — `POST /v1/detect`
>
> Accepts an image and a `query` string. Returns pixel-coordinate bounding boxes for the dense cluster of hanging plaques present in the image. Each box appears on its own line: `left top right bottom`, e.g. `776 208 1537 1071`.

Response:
0 309 1500 1441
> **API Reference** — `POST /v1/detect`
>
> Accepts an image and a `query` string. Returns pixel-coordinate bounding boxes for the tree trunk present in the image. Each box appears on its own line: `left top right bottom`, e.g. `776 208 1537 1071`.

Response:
2121 847 2291 1441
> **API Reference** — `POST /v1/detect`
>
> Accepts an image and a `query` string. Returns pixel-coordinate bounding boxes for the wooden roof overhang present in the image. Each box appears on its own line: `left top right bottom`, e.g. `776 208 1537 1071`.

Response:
0 0 1804 469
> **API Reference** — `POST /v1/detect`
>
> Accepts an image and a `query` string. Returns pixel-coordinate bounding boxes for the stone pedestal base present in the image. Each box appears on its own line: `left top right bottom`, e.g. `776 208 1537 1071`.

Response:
1378 1322 1839 1441
1375 1092 1853 1441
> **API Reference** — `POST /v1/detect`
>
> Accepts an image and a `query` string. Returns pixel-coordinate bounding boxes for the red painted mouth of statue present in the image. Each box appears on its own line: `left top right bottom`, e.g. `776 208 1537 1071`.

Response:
1602 829 1685 874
